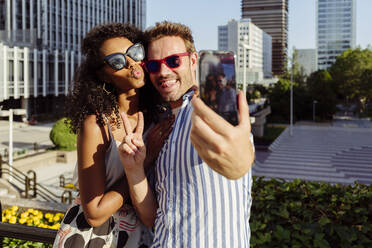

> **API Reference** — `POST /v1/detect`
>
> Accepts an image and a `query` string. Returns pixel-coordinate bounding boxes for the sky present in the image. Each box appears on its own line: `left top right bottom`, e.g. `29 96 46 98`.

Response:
146 0 372 52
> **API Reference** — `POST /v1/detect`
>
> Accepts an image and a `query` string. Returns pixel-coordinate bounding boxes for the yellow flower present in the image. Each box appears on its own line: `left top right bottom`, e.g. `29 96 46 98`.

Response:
53 215 61 222
21 212 29 218
4 213 11 220
64 184 76 189
27 208 34 213
9 216 17 224
51 223 60 230
32 210 39 215
45 213 53 219
19 218 27 224
11 206 19 211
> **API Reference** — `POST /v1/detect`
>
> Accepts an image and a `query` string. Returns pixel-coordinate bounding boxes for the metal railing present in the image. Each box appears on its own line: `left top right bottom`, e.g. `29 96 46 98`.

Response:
0 156 75 204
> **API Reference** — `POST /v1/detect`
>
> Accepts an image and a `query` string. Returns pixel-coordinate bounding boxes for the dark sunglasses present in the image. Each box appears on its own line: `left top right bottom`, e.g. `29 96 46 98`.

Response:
103 43 145 71
145 52 190 73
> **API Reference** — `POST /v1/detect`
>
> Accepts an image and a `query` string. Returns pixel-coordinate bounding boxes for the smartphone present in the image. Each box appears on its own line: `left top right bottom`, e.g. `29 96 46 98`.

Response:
198 50 238 125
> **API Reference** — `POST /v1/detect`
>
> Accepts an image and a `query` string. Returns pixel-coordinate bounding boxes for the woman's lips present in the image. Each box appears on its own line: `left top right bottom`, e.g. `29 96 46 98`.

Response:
131 68 142 79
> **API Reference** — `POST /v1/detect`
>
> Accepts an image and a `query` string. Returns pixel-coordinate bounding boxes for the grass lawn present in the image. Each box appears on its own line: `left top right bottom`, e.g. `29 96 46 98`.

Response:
254 125 286 146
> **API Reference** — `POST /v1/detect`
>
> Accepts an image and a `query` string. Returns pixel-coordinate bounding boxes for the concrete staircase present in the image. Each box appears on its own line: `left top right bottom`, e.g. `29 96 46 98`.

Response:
252 126 372 185
1 151 77 203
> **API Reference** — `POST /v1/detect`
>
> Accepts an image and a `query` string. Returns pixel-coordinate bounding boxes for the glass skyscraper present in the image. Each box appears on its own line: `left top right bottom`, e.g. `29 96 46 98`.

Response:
0 0 146 118
317 0 356 70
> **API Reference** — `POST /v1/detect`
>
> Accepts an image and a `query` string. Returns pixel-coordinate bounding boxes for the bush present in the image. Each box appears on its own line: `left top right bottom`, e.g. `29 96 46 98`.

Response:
251 177 372 247
49 118 77 151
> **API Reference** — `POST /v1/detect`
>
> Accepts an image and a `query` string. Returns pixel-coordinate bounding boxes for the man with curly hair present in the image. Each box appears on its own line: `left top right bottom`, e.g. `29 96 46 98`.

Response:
144 21 255 247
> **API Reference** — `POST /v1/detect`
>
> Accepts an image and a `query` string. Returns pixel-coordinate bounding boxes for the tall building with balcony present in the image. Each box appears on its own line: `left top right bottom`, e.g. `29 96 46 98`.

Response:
218 18 272 88
0 0 146 119
317 0 356 70
241 0 288 76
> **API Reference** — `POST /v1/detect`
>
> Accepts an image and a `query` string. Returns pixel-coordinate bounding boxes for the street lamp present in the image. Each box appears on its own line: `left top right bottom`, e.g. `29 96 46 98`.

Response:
313 100 318 122
239 35 251 94
290 56 293 136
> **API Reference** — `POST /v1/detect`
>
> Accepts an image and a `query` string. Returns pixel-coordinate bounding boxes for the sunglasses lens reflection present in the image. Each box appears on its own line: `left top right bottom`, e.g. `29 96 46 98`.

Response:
165 55 181 68
107 55 126 70
128 44 145 61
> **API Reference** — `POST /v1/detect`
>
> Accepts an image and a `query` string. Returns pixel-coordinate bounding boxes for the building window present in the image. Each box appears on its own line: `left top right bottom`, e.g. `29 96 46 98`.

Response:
19 61 24 81
9 60 14 81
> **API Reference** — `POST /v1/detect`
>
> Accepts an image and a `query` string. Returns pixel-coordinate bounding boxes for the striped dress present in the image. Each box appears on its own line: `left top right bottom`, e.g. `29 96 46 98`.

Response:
151 91 253 248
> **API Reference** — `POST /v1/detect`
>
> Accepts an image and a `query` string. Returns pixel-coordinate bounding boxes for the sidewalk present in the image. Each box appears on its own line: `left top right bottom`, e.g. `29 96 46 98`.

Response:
0 120 55 156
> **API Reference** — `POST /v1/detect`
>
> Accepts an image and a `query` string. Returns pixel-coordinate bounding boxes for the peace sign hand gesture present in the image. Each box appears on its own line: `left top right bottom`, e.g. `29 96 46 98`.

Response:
118 112 146 173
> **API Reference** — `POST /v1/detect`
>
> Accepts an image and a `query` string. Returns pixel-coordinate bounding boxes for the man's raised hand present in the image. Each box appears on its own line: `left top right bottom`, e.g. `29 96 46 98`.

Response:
190 91 254 179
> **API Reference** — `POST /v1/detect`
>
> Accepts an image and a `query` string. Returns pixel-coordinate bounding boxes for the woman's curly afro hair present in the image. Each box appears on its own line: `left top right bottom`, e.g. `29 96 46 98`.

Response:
66 23 145 134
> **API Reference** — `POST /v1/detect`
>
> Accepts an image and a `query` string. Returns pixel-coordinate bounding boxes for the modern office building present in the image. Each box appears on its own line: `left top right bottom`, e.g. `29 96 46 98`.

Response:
241 0 288 75
317 0 356 70
0 0 146 119
296 49 318 76
218 18 272 88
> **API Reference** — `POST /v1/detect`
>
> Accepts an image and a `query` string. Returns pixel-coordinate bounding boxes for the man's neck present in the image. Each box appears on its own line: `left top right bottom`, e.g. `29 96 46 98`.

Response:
169 98 184 109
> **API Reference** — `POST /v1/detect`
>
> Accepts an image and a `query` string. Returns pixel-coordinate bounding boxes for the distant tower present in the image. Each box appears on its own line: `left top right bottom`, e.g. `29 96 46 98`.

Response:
218 19 272 85
241 0 288 75
296 49 318 76
317 0 356 70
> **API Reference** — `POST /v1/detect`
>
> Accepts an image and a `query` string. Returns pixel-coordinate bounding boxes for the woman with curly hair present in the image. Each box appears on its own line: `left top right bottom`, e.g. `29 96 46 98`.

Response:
53 23 172 248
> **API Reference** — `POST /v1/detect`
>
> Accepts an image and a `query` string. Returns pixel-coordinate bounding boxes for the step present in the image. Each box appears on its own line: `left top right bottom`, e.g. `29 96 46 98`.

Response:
336 167 372 174
255 163 337 173
338 171 372 179
0 188 8 196
252 167 345 179
261 160 332 167
331 158 372 165
274 145 352 151
267 153 331 159
274 149 337 155
251 172 355 185
332 154 372 160
265 157 330 164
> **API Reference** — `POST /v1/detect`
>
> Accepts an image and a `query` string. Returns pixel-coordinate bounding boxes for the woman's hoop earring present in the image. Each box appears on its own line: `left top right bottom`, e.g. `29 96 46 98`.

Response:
103 82 111 95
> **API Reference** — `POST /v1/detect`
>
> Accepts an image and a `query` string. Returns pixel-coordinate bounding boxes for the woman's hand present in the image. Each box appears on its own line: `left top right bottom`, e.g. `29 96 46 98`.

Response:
118 112 146 173
118 112 158 227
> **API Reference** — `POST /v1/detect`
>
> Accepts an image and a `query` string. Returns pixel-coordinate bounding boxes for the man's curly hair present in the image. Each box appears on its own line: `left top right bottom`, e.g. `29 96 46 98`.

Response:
66 23 151 134
143 21 196 55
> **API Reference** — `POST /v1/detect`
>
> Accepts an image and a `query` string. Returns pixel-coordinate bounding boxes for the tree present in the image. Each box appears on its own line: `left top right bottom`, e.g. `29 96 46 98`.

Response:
329 48 372 110
361 69 372 103
268 79 312 123
306 70 337 120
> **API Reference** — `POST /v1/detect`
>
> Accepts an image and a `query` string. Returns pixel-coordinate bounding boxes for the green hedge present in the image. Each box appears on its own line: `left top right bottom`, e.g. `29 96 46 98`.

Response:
251 177 372 247
49 118 76 151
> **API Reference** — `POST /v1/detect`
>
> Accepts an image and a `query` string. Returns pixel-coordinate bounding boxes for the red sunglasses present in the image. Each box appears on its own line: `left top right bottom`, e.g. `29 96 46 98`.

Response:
145 52 190 73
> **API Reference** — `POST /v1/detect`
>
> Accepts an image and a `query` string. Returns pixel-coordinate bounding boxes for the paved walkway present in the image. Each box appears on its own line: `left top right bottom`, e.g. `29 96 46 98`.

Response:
252 125 372 184
0 121 54 156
